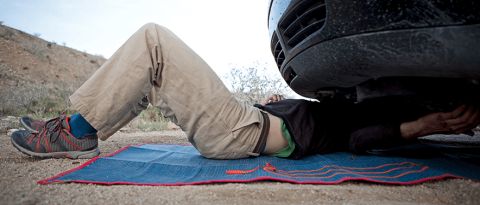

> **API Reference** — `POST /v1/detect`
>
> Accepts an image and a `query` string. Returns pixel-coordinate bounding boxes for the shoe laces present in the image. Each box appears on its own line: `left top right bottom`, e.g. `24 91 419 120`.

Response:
33 113 66 143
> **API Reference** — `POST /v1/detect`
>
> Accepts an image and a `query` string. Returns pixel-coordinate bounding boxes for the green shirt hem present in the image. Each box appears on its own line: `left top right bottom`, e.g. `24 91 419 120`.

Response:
268 119 295 158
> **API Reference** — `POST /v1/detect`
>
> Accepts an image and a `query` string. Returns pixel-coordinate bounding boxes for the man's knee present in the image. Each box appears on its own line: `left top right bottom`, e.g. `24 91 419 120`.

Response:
140 22 167 33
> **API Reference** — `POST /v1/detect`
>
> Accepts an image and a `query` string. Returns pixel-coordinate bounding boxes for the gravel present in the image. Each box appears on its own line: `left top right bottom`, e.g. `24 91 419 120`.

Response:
1 131 480 205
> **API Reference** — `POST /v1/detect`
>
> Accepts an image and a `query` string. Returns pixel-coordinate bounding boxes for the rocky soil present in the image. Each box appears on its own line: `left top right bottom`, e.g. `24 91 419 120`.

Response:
1 130 480 205
0 24 106 92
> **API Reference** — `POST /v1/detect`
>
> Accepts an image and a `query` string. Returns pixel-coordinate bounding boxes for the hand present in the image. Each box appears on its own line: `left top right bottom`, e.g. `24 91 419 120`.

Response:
262 94 285 105
401 104 480 139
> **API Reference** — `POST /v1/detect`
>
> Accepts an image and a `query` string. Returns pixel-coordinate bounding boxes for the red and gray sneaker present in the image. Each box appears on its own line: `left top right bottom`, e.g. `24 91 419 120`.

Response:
19 116 46 132
11 114 100 159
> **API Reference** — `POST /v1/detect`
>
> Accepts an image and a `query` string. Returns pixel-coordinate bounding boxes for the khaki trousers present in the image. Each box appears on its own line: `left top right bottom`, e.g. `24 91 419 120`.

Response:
70 23 265 159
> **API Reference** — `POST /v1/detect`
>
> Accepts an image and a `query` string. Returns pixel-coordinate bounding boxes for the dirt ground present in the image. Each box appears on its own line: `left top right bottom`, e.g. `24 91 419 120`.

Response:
1 131 480 205
0 24 106 91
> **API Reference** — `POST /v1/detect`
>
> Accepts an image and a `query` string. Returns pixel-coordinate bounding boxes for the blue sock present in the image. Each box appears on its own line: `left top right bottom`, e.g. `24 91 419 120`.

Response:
68 113 97 139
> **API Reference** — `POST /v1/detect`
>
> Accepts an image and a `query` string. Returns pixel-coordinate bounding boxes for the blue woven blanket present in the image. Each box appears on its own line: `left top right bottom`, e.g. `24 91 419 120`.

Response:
39 144 480 185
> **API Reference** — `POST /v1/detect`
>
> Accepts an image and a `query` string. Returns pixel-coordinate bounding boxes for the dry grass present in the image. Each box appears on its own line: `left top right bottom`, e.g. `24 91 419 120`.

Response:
0 79 78 133
21 39 49 61
0 80 76 118
125 105 170 132
0 117 21 131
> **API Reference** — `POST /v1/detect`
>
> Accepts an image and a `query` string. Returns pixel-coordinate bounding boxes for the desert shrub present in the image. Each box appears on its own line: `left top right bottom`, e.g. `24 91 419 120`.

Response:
0 29 13 40
0 33 8 40
222 62 293 105
0 80 78 119
33 33 41 37
1 119 21 131
126 105 170 132
89 57 101 68
0 21 4 25
21 40 48 60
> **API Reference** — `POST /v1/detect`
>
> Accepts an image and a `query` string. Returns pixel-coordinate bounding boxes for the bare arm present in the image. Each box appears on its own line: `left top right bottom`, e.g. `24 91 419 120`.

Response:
400 105 480 139
262 94 285 105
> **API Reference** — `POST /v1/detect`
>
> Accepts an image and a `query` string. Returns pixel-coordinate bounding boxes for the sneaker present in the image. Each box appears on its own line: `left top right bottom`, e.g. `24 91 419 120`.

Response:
19 116 45 132
11 114 100 159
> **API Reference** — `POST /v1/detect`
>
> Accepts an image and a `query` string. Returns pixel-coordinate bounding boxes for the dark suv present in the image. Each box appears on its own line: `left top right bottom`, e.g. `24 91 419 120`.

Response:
268 0 480 109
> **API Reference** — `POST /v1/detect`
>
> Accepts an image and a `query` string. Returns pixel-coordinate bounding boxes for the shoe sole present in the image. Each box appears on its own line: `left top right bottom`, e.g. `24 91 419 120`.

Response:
19 118 38 132
11 138 100 159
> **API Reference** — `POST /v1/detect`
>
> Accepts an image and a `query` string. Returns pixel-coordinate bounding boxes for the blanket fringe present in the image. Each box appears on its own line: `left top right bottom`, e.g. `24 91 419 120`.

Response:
226 162 428 180
227 163 277 174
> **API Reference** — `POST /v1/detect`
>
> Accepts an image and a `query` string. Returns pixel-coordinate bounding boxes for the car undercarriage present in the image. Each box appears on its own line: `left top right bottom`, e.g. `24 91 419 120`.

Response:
268 0 480 110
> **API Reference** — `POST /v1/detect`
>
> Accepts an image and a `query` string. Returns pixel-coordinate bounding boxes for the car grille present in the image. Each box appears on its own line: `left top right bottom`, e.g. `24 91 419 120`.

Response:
271 31 285 69
279 0 326 49
285 66 297 85
272 31 297 85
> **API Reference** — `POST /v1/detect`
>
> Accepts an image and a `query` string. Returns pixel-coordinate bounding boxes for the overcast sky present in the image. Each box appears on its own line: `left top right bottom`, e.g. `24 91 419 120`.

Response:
0 0 278 78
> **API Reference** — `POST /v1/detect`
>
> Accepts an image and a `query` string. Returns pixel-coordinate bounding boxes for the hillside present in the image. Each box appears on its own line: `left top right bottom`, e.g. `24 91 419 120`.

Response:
0 24 107 116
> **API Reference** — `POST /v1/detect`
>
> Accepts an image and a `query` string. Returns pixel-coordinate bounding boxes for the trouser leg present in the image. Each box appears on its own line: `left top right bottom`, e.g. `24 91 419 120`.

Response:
100 96 149 138
70 23 264 159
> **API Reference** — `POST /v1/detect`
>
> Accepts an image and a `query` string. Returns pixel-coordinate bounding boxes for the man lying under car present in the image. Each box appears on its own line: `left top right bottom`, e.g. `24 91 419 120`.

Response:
11 23 480 160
